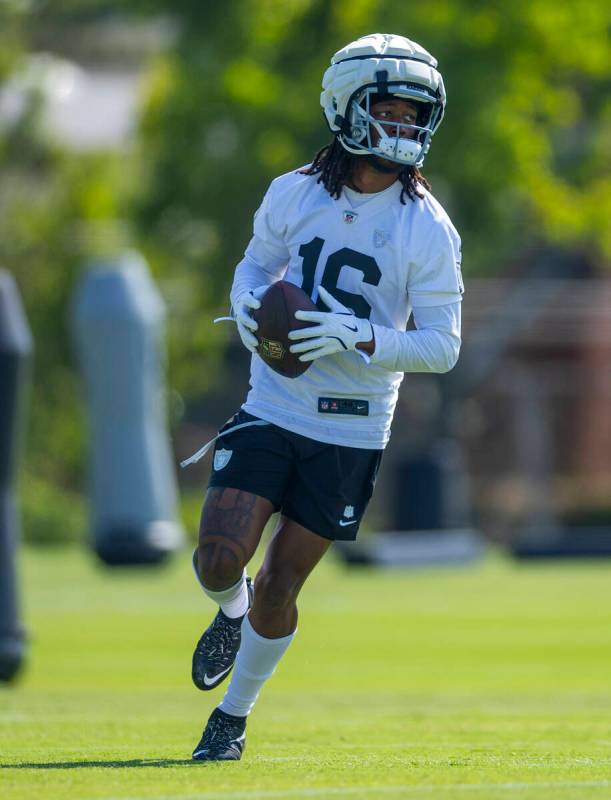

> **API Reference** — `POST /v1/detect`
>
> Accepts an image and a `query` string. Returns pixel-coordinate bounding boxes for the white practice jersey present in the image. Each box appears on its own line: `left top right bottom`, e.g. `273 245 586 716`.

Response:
231 168 463 449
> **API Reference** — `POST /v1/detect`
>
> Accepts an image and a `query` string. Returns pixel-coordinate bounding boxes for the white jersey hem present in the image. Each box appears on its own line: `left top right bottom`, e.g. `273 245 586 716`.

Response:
242 400 389 450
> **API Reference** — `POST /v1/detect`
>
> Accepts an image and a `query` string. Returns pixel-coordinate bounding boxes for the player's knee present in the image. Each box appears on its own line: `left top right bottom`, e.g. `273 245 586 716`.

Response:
197 540 245 590
254 566 300 612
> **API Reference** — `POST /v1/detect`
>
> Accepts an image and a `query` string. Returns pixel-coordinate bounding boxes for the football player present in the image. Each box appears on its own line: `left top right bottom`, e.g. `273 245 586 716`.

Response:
189 33 463 761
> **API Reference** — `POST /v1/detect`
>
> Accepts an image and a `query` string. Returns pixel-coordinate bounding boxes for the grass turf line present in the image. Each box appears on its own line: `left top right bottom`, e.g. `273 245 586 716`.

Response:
1 546 611 799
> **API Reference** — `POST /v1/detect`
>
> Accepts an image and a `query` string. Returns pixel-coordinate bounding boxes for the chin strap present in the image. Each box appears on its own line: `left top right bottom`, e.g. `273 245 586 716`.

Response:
365 154 404 174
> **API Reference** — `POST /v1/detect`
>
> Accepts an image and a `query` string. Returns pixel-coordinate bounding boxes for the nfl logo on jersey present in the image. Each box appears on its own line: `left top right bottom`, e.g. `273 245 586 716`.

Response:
342 210 358 224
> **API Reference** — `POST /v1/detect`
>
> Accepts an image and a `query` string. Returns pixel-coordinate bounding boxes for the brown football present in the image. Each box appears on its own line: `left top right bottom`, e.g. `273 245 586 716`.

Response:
252 281 318 378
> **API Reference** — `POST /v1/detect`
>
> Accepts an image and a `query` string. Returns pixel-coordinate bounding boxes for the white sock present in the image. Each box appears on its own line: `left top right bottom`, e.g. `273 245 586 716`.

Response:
191 549 249 619
218 615 295 717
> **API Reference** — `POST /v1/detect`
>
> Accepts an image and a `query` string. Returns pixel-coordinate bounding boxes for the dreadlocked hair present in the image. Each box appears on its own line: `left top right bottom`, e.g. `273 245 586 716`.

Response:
299 137 430 204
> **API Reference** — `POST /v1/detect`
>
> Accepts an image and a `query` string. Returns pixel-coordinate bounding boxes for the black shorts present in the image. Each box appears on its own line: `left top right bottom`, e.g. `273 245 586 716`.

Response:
208 410 383 541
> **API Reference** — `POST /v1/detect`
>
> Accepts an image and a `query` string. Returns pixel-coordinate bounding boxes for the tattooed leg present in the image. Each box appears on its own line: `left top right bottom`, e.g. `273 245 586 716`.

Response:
197 488 274 590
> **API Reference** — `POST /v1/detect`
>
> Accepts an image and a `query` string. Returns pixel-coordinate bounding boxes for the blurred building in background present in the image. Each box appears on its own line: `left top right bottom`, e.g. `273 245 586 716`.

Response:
459 270 611 555
0 16 176 149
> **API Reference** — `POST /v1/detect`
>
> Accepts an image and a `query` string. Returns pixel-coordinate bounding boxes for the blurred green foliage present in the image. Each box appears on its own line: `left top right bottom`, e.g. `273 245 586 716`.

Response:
137 0 611 284
20 474 87 546
0 0 609 541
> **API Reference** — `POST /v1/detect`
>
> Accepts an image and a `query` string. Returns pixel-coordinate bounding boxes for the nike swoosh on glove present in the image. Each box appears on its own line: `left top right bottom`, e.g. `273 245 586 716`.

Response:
288 286 374 363
232 285 268 354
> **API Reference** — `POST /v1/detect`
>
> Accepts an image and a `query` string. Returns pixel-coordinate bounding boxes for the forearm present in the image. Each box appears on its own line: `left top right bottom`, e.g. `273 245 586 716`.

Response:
230 258 271 307
230 253 286 309
368 302 462 374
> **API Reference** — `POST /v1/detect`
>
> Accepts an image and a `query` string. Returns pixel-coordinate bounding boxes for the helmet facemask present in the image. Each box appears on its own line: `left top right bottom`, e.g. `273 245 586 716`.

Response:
338 84 444 168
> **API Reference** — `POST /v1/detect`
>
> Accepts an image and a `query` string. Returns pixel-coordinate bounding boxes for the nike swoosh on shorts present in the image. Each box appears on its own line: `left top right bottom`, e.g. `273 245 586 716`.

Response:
339 519 358 527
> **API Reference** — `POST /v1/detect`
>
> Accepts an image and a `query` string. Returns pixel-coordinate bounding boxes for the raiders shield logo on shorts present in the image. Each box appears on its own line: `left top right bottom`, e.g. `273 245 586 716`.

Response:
213 448 233 471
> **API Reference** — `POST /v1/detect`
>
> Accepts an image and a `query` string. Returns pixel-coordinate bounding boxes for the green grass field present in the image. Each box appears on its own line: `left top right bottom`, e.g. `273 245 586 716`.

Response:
2 544 611 800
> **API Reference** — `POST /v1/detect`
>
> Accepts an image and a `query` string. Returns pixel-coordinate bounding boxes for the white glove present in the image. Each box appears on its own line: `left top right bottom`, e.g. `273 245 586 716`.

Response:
232 285 268 354
288 286 374 363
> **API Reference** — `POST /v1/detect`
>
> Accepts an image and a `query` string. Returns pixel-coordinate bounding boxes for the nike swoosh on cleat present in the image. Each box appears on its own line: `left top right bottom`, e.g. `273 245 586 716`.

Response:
338 519 358 527
203 664 233 686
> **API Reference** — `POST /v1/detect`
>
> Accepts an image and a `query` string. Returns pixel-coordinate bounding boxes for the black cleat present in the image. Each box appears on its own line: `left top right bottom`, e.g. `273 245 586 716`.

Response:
192 577 253 691
192 707 246 761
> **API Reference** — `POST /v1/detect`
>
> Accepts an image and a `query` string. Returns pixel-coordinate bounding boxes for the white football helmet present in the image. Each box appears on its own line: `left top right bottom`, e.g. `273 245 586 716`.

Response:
321 33 446 167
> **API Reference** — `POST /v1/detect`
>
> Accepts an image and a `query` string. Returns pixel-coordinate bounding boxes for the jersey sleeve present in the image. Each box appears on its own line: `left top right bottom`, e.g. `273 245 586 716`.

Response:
369 211 464 372
407 218 464 308
370 301 462 374
230 181 290 306
246 180 291 267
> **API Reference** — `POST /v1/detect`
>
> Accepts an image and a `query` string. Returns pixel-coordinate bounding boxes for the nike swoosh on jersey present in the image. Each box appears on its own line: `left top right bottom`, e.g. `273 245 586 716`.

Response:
339 518 358 527
203 664 233 686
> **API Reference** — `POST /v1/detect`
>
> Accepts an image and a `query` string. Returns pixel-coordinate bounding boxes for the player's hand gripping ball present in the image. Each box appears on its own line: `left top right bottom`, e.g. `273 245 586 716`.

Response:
252 281 318 378
232 285 268 354
289 286 373 363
